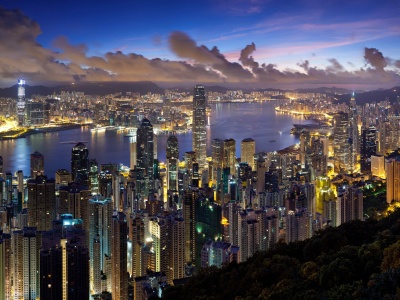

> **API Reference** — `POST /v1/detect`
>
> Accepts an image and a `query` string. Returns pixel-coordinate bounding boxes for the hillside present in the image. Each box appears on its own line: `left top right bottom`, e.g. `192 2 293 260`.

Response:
162 209 400 300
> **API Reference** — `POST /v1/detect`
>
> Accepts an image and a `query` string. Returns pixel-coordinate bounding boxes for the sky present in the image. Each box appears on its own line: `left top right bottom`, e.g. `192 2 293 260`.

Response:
0 0 399 89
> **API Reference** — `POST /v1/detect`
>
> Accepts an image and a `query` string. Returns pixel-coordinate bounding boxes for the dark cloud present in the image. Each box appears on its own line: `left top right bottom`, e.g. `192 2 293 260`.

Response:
364 47 388 70
0 6 399 89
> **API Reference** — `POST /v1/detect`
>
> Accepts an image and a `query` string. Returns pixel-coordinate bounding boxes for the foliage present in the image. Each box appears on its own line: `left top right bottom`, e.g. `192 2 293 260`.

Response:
162 209 400 300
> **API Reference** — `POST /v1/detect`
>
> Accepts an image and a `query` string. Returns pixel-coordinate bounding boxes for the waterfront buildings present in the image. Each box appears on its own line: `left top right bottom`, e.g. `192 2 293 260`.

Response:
30 151 44 178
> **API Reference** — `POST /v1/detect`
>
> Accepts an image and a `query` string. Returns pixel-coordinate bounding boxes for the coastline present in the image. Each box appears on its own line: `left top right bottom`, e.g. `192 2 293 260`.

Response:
0 123 83 140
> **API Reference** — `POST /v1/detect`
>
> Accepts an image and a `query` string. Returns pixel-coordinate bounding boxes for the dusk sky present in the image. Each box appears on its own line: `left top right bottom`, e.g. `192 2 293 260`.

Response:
0 0 399 89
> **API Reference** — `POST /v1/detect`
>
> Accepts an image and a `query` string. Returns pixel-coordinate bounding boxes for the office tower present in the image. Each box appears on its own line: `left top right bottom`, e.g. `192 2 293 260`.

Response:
55 169 71 185
0 231 11 300
333 112 351 173
129 215 145 278
30 151 44 178
136 118 154 199
57 182 90 220
386 155 400 204
71 142 89 187
192 85 207 169
337 186 363 225
166 135 179 160
195 197 222 266
167 158 179 193
183 189 198 263
323 199 337 227
17 78 26 126
111 212 128 300
361 126 376 172
241 138 255 171
5 172 12 202
130 134 137 170
12 227 41 299
285 209 313 243
223 138 236 176
27 175 55 231
89 159 99 195
348 92 359 172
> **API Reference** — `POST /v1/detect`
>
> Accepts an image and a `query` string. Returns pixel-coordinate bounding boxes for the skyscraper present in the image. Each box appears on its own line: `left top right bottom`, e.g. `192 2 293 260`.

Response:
192 85 207 169
241 138 255 171
111 212 128 300
27 175 56 231
166 135 179 160
333 112 351 173
136 118 154 199
223 138 236 176
71 142 89 186
349 92 359 172
386 154 400 204
30 151 44 178
17 78 26 127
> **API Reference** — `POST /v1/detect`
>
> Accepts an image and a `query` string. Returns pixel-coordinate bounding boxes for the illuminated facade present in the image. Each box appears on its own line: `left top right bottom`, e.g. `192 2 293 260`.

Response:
315 175 335 215
17 78 26 127
333 112 351 173
386 156 400 204
223 138 236 176
71 142 89 187
241 138 255 171
349 93 359 172
192 85 207 170
136 118 154 199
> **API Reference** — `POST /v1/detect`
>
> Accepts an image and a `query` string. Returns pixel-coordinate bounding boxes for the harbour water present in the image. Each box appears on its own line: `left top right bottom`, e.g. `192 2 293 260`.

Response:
0 102 315 176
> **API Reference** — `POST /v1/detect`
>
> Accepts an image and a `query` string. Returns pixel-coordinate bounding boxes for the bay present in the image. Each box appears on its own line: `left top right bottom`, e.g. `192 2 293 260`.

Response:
0 102 314 177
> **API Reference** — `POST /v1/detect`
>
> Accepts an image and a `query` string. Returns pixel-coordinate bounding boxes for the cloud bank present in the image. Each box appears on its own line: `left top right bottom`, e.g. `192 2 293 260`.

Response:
0 7 399 88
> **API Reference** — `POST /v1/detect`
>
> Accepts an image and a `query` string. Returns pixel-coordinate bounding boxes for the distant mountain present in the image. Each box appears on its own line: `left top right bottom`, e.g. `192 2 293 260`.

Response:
295 86 357 94
0 81 164 98
336 86 400 104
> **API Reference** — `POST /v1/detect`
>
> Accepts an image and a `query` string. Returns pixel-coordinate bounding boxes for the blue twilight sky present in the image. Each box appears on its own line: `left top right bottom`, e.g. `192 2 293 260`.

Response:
0 0 399 89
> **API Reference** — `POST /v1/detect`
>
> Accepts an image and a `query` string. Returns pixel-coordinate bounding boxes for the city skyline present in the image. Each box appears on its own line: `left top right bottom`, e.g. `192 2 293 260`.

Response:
0 1 399 89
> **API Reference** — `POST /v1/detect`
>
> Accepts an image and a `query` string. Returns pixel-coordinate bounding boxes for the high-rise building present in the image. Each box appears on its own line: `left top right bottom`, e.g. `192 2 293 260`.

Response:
192 85 207 169
333 112 351 173
17 78 26 127
55 169 71 185
71 143 89 187
348 93 359 173
371 155 385 178
285 209 313 243
136 118 154 199
361 126 376 173
130 134 137 170
223 138 236 176
0 231 12 300
166 135 179 160
337 186 363 225
386 155 400 204
89 159 99 195
12 227 41 299
30 151 44 178
111 212 128 300
241 138 255 171
27 175 55 231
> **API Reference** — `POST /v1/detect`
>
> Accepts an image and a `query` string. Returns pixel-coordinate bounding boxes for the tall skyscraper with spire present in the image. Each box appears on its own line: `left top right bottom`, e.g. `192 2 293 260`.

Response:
192 85 207 170
349 92 359 173
136 118 154 199
17 78 26 126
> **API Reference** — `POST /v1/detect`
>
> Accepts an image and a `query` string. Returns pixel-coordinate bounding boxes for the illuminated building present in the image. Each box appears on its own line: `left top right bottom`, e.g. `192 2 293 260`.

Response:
57 182 91 219
30 151 44 178
361 126 376 172
371 155 385 178
223 138 236 176
111 212 128 300
241 138 255 171
12 227 41 299
89 159 99 195
194 197 222 266
349 92 359 172
315 175 335 216
285 209 313 243
71 142 89 187
337 185 363 225
166 135 179 160
333 112 351 173
136 118 154 199
192 85 207 169
386 155 400 204
201 241 239 268
237 209 260 261
55 169 71 185
183 189 198 263
17 78 26 127
0 231 11 300
27 175 55 231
